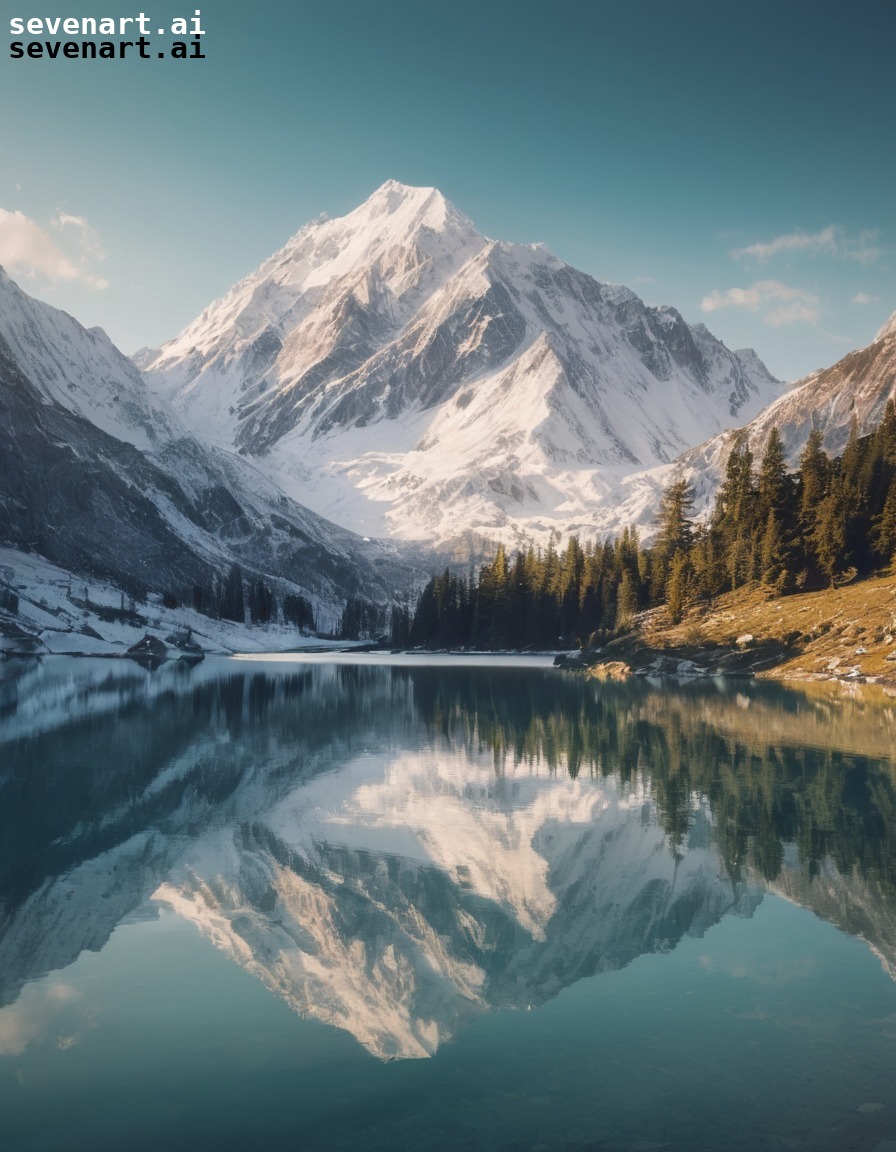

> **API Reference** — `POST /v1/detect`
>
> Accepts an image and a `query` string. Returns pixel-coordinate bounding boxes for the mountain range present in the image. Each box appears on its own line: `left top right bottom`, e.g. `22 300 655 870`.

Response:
1 180 894 636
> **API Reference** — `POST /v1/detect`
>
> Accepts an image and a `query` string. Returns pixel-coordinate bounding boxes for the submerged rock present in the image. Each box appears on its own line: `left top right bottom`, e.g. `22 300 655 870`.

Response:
126 633 168 670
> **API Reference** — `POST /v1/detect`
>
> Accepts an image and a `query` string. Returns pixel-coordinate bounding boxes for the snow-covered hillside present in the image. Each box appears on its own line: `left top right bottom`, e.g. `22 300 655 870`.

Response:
0 267 422 634
0 267 176 451
141 181 782 550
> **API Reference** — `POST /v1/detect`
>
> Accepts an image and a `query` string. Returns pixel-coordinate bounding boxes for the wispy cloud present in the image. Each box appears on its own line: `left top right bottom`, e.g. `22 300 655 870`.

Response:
700 279 821 327
0 208 108 289
53 212 106 262
0 981 81 1057
851 292 879 305
731 226 879 266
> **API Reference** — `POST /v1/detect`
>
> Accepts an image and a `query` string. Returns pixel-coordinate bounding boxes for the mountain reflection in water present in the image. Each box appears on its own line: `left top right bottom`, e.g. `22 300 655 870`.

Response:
1 656 895 1060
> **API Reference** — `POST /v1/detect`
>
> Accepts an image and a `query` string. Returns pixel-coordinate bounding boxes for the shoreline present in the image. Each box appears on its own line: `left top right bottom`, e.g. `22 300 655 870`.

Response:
5 570 896 696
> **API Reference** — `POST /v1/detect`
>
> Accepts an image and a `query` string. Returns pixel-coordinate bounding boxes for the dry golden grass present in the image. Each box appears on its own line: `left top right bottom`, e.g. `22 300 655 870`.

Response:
637 572 896 687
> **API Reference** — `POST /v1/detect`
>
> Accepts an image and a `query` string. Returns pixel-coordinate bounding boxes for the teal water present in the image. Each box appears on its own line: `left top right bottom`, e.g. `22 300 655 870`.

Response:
1 656 895 1151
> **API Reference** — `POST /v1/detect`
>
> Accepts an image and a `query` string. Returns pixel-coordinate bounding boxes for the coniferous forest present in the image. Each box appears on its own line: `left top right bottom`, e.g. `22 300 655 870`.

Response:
400 401 896 650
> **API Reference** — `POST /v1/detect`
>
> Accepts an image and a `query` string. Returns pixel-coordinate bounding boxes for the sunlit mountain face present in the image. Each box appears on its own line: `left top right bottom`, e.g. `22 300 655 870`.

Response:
2 657 895 1065
139 181 781 548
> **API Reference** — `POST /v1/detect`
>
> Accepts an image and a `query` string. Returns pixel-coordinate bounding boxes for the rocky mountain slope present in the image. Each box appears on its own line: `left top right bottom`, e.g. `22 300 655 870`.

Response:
586 309 896 537
140 181 781 550
0 267 419 630
741 309 896 461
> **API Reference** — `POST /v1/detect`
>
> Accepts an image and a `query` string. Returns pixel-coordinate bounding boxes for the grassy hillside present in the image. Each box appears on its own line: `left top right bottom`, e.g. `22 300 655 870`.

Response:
587 571 896 690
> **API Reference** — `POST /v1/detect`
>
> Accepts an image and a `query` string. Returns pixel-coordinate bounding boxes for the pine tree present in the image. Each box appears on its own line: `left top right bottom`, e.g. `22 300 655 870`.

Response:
390 603 412 646
248 577 275 624
652 476 694 602
798 427 829 526
665 552 694 624
656 477 695 556
636 543 652 608
409 579 438 646
840 412 875 572
220 563 245 622
579 545 603 644
813 481 849 587
839 413 863 492
615 570 638 631
558 537 584 642
689 524 721 603
760 512 787 591
874 482 896 567
474 545 511 648
713 435 757 591
795 426 829 584
875 399 896 461
283 593 315 631
757 427 789 522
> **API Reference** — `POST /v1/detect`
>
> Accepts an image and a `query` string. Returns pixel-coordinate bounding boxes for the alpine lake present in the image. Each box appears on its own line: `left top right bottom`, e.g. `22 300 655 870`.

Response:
2 652 896 1152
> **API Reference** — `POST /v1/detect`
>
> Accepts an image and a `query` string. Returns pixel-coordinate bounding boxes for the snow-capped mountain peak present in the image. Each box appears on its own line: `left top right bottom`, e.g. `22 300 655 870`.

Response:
139 181 488 448
139 183 782 548
150 179 484 358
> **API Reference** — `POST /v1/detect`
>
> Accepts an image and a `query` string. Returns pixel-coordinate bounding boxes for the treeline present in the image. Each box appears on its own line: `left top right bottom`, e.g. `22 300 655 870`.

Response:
74 564 391 639
192 572 390 640
404 401 896 649
339 596 389 641
163 564 317 630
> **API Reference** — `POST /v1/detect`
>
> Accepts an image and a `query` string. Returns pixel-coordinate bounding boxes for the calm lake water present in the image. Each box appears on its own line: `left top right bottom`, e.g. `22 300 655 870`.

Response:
2 654 896 1152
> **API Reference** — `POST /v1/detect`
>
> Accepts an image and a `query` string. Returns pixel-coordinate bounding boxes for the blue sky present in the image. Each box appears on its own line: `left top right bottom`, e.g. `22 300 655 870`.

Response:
1 0 893 380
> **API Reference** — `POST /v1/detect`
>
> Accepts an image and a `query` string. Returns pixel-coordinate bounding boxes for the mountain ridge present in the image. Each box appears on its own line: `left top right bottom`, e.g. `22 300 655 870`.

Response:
663 311 896 523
